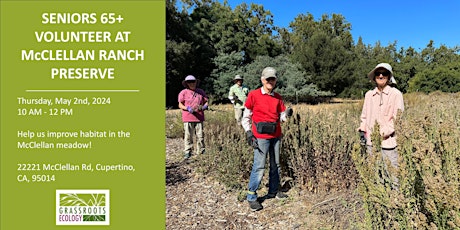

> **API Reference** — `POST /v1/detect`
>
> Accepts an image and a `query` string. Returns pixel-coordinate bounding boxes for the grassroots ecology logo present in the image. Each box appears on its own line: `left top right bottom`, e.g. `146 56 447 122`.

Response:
56 189 110 225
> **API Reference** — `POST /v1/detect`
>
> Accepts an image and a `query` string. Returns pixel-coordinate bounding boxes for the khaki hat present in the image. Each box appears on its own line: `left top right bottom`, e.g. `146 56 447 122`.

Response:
261 67 277 79
233 75 243 81
367 63 397 84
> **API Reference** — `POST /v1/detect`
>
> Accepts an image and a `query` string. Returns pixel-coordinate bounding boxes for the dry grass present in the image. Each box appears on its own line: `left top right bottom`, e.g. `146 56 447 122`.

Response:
166 138 364 229
166 93 460 229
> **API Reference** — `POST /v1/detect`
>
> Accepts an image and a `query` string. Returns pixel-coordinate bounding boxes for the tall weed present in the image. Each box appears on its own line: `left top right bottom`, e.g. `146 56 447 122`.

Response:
353 92 460 229
195 106 254 190
166 93 460 229
282 104 361 192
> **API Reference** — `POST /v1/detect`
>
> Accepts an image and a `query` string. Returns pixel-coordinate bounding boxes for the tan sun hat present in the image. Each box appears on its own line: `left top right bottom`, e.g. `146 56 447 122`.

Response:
367 63 397 84
233 75 243 81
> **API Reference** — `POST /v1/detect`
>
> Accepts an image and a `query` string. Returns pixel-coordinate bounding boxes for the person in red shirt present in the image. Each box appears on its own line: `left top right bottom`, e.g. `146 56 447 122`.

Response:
178 75 209 159
242 67 292 211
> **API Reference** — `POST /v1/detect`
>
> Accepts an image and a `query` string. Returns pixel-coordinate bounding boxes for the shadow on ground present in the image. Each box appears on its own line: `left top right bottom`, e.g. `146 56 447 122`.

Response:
166 161 192 185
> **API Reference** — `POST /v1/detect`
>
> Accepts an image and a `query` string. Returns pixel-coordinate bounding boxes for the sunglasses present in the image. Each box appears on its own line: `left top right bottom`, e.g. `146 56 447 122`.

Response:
186 80 196 83
375 71 391 77
265 77 276 82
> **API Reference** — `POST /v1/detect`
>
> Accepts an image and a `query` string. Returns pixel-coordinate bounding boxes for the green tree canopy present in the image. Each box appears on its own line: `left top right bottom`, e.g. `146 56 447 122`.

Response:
231 55 333 103
408 61 460 93
166 0 460 107
286 13 354 95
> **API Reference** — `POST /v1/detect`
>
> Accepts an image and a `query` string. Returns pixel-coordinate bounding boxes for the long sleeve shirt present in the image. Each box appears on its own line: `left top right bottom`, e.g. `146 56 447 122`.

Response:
242 88 288 139
228 84 249 109
359 85 404 149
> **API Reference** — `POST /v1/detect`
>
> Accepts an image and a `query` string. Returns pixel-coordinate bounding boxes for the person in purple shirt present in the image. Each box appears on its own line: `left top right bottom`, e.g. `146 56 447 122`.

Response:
178 75 209 159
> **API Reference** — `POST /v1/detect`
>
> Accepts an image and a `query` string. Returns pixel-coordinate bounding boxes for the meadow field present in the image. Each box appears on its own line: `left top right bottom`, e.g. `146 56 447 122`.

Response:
166 92 460 229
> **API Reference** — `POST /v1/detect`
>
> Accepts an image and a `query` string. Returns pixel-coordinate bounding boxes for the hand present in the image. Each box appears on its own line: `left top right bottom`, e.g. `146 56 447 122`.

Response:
186 106 194 113
197 105 208 111
233 95 240 103
246 131 258 148
359 130 366 146
383 132 395 140
285 107 293 117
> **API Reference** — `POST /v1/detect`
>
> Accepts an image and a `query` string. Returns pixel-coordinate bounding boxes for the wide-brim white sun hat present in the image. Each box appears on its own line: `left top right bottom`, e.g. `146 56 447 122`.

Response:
182 75 200 88
367 63 397 84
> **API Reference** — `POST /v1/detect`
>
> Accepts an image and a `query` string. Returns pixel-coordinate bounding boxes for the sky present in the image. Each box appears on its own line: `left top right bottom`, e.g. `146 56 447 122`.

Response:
220 0 460 51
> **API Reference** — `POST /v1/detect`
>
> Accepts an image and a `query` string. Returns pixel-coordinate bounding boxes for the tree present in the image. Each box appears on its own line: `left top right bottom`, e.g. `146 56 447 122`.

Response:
341 37 374 98
166 0 197 107
211 51 245 102
166 0 460 106
166 0 283 106
394 46 423 93
407 42 460 93
286 13 354 96
236 55 333 103
408 61 460 93
194 1 282 100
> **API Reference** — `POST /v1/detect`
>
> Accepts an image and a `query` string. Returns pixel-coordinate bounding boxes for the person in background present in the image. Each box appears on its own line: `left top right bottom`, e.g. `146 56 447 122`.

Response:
228 75 249 126
242 67 293 211
178 75 209 159
358 63 404 189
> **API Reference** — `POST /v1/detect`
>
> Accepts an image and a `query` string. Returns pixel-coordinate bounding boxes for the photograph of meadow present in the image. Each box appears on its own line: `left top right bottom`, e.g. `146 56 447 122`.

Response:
166 0 459 228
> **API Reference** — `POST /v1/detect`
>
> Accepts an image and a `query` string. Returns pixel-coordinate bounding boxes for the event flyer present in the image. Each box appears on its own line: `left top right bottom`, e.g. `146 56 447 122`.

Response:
0 1 165 229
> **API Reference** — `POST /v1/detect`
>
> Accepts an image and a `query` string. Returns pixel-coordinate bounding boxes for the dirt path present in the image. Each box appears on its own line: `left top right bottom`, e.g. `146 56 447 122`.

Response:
166 138 363 229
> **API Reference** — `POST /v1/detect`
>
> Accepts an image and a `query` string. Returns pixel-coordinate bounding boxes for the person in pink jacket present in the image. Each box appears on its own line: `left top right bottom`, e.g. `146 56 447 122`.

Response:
358 63 404 188
178 75 209 159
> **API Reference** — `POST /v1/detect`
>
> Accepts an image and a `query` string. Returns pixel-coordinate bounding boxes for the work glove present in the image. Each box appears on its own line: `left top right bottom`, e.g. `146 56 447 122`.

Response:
197 105 208 111
359 130 366 146
233 95 240 103
246 131 258 148
186 106 194 113
285 107 293 117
